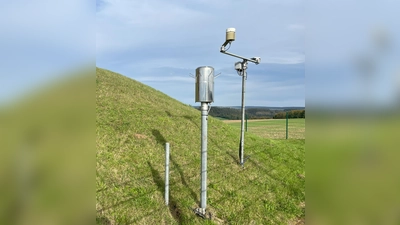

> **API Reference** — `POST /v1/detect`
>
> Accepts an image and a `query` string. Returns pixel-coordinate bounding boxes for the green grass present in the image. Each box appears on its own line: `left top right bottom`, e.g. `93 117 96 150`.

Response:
307 117 400 224
225 119 305 139
96 67 305 224
0 71 93 224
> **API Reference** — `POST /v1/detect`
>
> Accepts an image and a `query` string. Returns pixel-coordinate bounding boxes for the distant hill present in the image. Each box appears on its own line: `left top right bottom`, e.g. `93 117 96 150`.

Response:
229 106 305 110
192 106 305 120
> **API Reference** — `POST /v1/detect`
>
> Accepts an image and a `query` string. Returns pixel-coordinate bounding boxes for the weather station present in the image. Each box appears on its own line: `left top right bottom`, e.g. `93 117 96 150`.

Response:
220 28 261 166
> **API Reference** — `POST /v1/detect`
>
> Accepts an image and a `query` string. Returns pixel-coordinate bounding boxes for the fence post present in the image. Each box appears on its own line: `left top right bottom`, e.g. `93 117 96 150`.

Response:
165 143 170 205
286 112 288 139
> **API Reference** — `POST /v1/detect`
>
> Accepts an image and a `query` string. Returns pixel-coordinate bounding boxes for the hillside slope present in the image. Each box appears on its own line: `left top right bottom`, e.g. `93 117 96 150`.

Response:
0 71 93 225
96 67 305 224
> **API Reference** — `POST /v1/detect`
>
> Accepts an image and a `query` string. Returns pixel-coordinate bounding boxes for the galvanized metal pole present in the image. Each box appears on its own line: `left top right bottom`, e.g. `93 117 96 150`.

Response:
165 143 170 205
200 102 208 212
286 112 288 139
239 61 247 165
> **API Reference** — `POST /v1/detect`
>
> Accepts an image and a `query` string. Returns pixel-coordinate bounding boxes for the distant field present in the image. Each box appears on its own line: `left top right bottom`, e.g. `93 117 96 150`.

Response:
224 119 305 139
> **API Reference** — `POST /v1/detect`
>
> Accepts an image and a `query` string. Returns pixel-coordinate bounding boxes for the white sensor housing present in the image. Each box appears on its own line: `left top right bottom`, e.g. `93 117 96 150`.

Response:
226 28 236 41
235 62 242 70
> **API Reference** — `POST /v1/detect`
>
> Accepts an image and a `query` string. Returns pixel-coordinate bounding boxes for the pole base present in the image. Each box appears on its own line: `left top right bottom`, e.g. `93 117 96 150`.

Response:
239 155 251 167
244 155 251 164
193 207 212 219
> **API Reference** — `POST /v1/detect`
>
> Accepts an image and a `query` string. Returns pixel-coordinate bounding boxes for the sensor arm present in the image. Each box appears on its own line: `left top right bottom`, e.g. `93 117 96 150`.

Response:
220 41 231 52
220 50 260 64
221 40 231 48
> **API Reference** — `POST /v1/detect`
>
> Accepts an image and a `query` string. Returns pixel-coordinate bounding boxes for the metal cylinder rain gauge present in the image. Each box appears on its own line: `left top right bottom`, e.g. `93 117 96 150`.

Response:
194 66 215 218
195 66 215 103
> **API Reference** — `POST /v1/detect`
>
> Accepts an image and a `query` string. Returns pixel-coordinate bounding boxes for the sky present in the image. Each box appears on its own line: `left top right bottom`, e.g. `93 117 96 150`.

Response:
306 0 400 109
96 0 305 107
0 0 93 106
1 0 399 109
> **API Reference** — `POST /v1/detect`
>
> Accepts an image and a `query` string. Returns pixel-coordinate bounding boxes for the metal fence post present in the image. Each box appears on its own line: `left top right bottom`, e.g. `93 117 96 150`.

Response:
165 143 170 206
286 112 288 139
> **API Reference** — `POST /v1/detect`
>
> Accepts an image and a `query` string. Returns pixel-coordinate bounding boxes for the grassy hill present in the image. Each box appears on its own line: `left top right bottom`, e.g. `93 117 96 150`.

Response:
96 67 305 224
0 70 93 225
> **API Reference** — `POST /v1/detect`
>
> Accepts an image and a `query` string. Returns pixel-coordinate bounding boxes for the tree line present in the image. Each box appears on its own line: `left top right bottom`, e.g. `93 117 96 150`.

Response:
273 110 305 119
193 107 305 120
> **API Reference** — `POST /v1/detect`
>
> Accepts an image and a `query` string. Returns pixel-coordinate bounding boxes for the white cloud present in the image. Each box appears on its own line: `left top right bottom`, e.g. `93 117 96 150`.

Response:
96 0 211 55
96 0 305 106
288 24 305 30
262 54 305 64
139 76 193 83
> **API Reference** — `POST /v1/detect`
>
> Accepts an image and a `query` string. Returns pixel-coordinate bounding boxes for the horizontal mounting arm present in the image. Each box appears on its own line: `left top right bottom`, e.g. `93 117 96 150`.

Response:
220 50 260 64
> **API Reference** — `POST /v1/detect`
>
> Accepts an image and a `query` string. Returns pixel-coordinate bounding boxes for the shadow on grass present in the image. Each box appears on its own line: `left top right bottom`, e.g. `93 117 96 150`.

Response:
96 215 111 225
147 161 183 224
170 155 199 204
151 128 199 204
165 111 173 117
152 129 166 146
179 112 239 168
164 110 199 128
183 115 198 125
226 151 239 165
